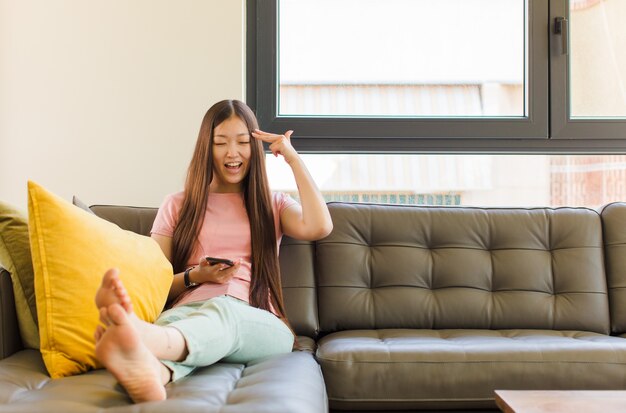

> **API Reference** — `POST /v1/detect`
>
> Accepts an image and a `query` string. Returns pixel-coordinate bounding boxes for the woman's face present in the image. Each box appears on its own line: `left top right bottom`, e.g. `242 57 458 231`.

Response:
209 115 252 193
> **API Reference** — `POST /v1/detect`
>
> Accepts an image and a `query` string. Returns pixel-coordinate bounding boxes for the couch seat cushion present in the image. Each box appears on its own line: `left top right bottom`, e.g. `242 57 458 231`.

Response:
317 329 626 411
0 349 327 413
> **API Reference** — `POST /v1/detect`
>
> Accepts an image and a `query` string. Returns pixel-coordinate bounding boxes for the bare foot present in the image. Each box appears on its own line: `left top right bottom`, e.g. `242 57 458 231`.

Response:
95 303 168 403
94 269 187 363
95 268 133 313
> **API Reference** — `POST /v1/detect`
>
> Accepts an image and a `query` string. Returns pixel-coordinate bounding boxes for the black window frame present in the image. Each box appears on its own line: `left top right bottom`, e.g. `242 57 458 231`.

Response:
247 0 626 153
549 0 626 140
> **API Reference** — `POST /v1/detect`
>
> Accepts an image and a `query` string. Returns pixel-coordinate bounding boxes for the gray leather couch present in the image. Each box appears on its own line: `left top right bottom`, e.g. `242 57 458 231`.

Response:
3 201 626 412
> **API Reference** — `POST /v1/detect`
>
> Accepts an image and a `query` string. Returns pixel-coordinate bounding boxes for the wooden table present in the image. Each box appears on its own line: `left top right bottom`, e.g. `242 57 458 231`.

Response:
495 390 626 413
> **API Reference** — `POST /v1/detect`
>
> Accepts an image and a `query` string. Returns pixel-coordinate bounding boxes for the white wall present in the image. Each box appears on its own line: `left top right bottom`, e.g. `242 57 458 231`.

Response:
0 0 245 211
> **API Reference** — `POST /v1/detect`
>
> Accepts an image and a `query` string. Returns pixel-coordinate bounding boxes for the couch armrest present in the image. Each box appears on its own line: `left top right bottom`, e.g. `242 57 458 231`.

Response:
0 268 22 359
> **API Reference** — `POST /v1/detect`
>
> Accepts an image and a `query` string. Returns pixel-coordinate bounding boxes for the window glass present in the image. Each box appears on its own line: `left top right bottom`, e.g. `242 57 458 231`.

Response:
278 0 527 118
268 154 626 208
570 0 626 118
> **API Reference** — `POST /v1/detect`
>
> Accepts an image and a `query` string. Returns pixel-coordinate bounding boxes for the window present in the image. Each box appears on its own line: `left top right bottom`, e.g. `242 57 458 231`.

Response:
248 0 626 151
266 153 626 208
278 0 527 118
551 0 626 139
250 1 626 208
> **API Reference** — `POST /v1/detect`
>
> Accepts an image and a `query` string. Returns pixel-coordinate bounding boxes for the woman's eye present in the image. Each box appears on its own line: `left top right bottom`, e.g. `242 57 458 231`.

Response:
214 142 226 146
239 141 250 144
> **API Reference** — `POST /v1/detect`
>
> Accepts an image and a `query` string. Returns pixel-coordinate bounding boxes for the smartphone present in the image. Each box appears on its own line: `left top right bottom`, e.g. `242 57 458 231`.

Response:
205 256 235 267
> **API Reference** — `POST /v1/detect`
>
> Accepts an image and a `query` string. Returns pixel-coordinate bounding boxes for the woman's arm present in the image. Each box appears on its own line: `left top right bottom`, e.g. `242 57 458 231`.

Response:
151 234 188 302
151 233 240 303
252 129 333 241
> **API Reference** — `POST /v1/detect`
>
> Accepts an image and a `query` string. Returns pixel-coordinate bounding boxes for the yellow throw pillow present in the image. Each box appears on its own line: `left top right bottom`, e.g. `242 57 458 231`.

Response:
27 181 172 378
0 201 40 349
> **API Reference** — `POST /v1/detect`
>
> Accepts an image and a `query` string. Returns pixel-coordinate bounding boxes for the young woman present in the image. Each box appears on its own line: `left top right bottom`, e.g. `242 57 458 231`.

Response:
93 99 333 403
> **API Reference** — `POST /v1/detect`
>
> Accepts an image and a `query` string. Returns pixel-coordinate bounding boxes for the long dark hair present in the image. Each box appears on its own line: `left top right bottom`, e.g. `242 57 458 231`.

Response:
172 100 288 321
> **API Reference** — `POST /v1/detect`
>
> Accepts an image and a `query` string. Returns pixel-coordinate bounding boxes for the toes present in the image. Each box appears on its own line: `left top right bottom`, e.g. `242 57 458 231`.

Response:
113 278 128 299
94 325 105 342
113 279 133 313
107 303 130 326
96 268 133 314
102 268 120 288
120 296 134 314
113 277 129 295
100 306 111 326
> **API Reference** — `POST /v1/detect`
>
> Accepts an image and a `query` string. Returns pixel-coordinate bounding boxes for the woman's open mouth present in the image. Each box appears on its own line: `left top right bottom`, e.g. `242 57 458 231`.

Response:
225 162 243 173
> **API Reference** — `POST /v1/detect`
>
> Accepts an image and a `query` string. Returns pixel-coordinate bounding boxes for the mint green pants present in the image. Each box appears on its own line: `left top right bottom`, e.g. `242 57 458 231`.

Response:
155 295 294 381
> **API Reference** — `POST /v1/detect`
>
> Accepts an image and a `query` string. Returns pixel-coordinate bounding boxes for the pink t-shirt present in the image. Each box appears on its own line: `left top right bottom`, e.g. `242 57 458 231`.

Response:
150 191 297 309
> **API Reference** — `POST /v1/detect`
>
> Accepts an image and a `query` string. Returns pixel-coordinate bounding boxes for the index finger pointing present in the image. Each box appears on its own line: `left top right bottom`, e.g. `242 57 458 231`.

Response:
251 133 275 143
251 130 281 142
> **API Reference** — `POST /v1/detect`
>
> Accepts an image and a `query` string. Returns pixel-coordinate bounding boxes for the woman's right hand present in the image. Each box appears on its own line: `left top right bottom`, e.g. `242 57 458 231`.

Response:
190 258 241 285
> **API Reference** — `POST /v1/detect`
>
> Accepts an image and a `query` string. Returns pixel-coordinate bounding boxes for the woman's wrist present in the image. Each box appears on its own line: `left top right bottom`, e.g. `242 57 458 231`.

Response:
285 152 302 166
183 266 198 288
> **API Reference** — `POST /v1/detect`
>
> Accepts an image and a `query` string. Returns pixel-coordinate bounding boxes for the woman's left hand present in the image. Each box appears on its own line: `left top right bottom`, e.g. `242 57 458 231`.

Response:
252 129 298 164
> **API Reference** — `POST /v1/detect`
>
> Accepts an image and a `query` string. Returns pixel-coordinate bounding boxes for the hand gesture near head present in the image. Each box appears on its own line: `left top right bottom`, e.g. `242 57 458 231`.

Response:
252 129 298 164
253 127 333 242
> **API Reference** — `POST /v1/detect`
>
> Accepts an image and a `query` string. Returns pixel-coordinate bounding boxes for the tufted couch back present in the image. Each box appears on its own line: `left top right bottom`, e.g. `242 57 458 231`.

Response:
317 203 610 335
86 201 622 339
599 202 626 334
